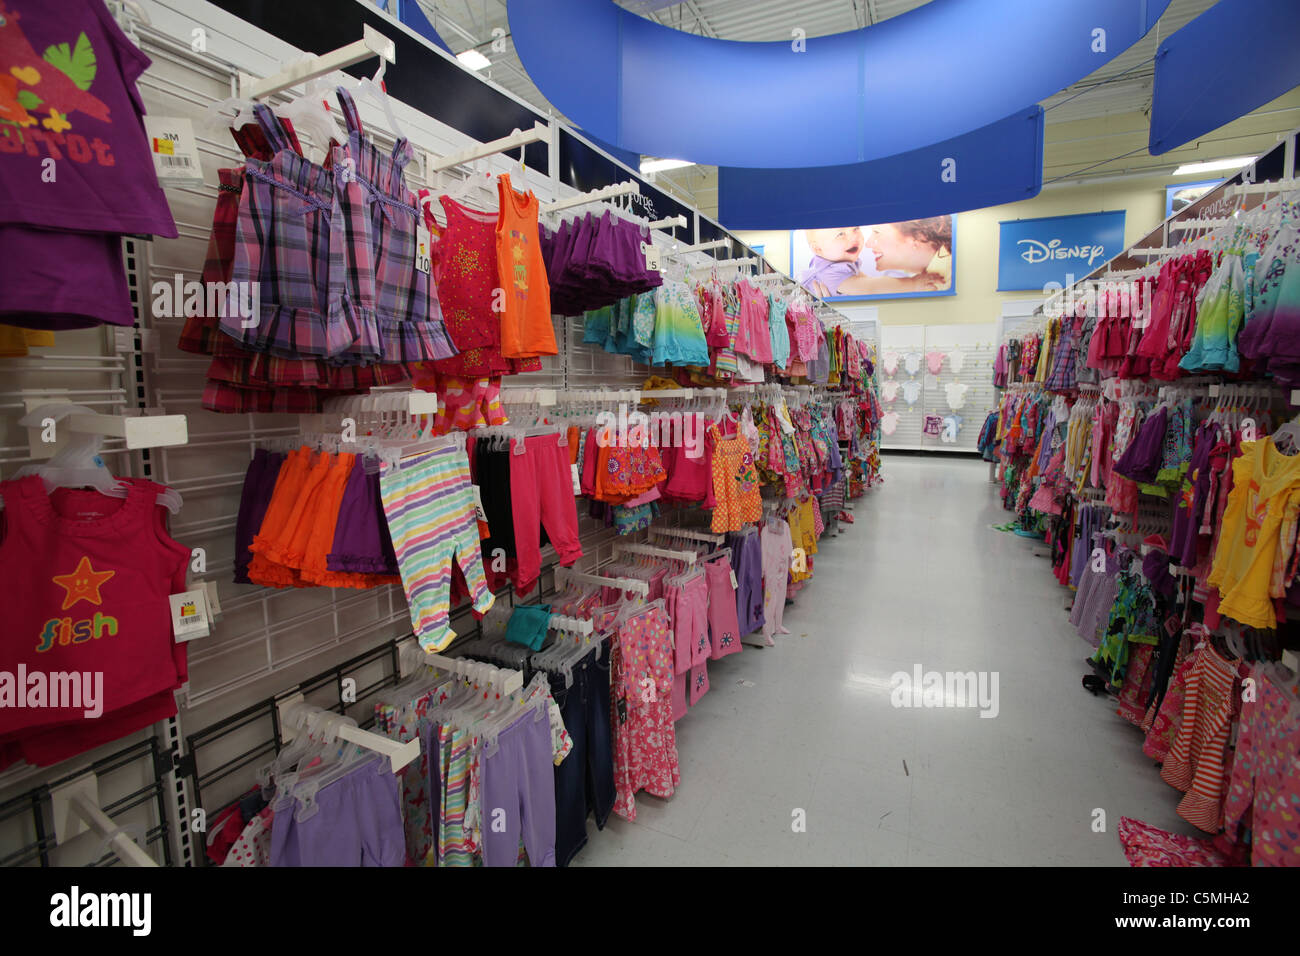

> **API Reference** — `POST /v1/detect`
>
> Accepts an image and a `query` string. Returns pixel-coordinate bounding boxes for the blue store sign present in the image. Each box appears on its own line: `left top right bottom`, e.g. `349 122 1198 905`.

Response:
997 210 1126 291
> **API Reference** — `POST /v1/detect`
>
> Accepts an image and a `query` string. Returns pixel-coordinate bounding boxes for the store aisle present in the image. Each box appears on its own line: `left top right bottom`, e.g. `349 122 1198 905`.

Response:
575 455 1190 866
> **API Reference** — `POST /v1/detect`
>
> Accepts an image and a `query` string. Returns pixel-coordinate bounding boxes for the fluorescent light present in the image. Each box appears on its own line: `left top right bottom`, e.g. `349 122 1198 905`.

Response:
1172 156 1255 176
456 49 491 71
640 157 694 174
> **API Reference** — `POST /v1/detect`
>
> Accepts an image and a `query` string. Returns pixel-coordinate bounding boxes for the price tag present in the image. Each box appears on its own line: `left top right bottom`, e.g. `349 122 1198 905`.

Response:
415 223 433 276
571 462 581 496
143 116 204 186
642 242 662 273
170 589 211 642
471 484 487 522
729 569 739 589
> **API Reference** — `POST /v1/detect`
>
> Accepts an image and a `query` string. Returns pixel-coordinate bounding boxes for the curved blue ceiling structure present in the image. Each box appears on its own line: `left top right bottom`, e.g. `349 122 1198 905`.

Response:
717 107 1044 229
507 0 1170 169
1150 0 1300 155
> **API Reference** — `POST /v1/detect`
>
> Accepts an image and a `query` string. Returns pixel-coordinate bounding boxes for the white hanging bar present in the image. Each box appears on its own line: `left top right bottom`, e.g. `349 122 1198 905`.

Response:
646 214 687 230
427 121 550 174
321 389 438 416
613 541 697 565
1226 177 1299 197
554 565 650 597
541 180 641 215
20 400 187 454
549 614 594 637
692 256 757 272
637 387 726 402
426 652 526 696
649 526 724 546
239 24 396 100
277 694 421 773
499 387 558 406
669 239 729 256
50 774 158 867
557 388 643 405
1168 217 1235 232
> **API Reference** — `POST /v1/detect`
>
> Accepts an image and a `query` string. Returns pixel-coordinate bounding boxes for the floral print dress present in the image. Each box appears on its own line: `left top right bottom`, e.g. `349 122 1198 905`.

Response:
611 605 680 821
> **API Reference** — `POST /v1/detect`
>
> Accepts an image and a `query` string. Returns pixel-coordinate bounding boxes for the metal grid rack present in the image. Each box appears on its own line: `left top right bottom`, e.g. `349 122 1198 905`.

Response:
0 738 174 868
0 0 837 868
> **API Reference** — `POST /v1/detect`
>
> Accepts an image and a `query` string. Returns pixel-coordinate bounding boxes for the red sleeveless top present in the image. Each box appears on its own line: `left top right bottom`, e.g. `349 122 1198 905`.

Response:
0 476 190 749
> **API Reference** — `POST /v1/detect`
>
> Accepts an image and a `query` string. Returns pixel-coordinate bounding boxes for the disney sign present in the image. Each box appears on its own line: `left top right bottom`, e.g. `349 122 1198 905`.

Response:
997 210 1125 291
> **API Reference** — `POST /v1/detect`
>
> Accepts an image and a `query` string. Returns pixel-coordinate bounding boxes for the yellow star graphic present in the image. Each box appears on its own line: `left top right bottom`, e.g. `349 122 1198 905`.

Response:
51 556 116 611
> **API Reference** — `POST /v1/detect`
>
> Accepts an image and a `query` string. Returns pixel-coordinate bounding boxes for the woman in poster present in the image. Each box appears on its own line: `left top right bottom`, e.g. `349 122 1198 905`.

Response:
800 216 953 297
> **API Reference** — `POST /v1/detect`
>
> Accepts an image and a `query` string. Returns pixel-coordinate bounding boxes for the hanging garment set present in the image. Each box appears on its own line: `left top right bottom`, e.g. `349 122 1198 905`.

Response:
989 181 1300 866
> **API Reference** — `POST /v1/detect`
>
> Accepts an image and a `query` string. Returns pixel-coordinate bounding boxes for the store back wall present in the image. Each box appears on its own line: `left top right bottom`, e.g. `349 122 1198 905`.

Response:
737 175 1167 326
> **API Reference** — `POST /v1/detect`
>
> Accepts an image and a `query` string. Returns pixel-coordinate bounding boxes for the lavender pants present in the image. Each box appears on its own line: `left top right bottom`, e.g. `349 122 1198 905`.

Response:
269 755 406 866
480 708 557 867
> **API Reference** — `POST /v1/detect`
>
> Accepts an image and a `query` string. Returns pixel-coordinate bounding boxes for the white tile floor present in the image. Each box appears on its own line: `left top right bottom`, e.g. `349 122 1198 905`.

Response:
572 454 1200 866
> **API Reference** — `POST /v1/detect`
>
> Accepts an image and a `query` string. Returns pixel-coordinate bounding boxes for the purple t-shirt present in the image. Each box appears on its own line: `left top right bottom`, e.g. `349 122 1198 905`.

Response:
0 0 176 237
799 255 857 296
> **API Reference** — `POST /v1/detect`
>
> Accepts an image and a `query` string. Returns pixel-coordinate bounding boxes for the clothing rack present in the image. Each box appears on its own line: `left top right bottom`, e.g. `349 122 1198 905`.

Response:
541 180 640 216
548 614 594 636
669 239 730 256
648 526 724 546
553 565 650 597
238 24 396 100
646 214 688 230
426 121 549 174
499 387 559 407
50 772 159 868
20 400 187 456
611 541 697 565
276 694 422 773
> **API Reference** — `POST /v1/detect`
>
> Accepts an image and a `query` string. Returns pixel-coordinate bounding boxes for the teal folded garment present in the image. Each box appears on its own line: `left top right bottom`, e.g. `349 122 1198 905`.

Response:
505 603 552 651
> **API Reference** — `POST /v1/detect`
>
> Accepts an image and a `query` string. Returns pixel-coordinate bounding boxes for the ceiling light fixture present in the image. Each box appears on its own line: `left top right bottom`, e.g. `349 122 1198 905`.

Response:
456 49 492 71
639 157 694 174
1172 156 1256 176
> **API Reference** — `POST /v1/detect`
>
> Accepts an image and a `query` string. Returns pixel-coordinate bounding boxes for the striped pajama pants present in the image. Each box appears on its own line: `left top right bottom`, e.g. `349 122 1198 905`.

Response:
380 445 495 651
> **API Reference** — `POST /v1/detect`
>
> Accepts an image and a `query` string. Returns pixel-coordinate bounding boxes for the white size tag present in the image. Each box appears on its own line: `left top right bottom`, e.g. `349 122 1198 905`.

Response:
642 242 662 273
729 569 739 589
571 462 581 496
170 589 210 642
143 116 205 186
415 223 433 276
471 484 487 522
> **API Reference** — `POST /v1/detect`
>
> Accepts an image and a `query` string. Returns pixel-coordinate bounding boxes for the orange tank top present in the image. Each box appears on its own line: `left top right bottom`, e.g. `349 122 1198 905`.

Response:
496 173 556 359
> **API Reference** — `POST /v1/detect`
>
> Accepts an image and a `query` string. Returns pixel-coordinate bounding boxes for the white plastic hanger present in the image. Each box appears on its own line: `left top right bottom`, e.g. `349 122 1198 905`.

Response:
343 57 404 141
6 405 181 513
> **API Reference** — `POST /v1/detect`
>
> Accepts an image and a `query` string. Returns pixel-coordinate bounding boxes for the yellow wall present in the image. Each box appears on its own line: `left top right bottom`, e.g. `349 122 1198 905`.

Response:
736 174 1172 326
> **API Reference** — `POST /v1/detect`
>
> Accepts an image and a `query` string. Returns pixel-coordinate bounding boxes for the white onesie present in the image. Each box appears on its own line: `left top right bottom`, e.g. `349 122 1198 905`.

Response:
881 380 901 403
902 380 922 406
947 350 965 374
881 411 900 435
903 351 923 376
944 382 969 410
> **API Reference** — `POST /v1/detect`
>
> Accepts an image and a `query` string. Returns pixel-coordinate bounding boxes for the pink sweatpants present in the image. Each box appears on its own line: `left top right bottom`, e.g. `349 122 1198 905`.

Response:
510 434 583 594
668 574 710 719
